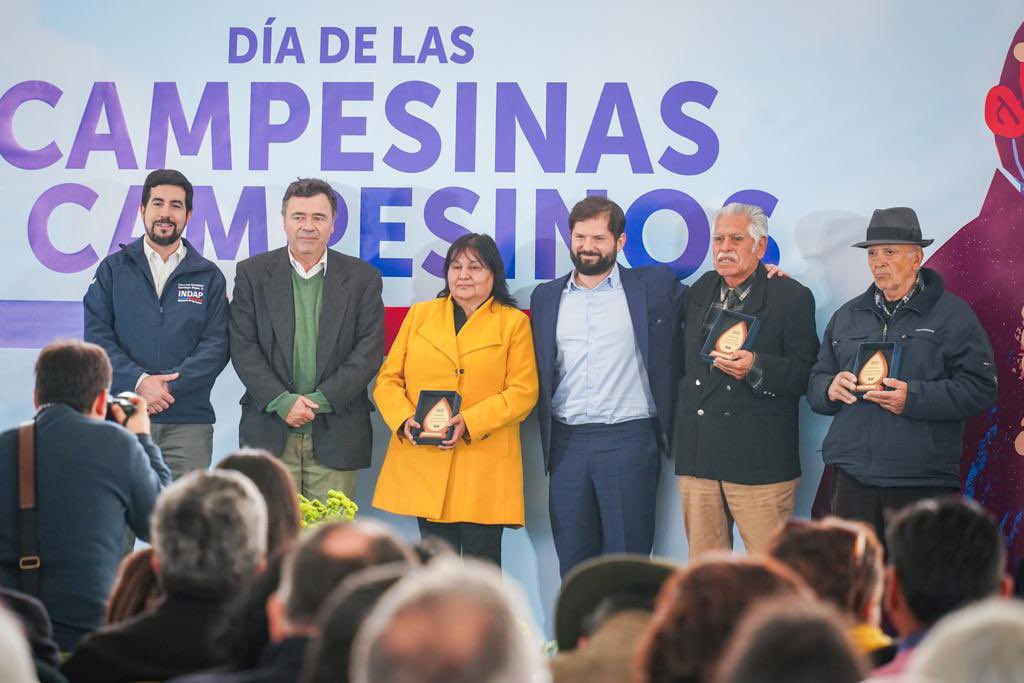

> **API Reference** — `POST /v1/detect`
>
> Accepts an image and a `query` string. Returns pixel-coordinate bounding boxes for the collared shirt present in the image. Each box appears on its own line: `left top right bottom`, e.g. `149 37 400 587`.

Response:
874 272 923 319
551 264 657 425
142 239 186 298
289 248 328 280
701 271 764 391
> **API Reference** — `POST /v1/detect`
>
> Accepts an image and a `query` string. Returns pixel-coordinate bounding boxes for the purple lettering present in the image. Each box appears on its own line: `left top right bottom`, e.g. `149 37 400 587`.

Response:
623 189 709 279
249 82 309 170
422 187 477 277
228 27 257 63
576 83 652 173
658 81 719 175
320 27 350 63
0 81 63 170
495 82 567 173
186 185 269 259
454 82 477 172
146 82 231 170
360 187 412 277
28 183 99 273
321 82 374 171
383 81 442 173
66 82 138 170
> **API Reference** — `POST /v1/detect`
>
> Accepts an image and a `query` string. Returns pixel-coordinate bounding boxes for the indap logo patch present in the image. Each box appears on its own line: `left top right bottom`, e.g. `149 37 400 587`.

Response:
177 283 205 305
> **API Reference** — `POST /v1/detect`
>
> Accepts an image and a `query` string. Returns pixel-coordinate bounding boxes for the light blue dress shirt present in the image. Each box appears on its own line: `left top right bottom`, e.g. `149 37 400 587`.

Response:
551 264 657 425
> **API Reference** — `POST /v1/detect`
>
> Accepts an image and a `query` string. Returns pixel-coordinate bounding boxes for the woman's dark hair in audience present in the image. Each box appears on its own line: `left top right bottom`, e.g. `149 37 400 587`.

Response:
217 449 302 557
106 547 163 625
767 517 883 622
300 563 411 683
714 597 868 683
212 551 286 670
635 555 807 683
435 233 518 308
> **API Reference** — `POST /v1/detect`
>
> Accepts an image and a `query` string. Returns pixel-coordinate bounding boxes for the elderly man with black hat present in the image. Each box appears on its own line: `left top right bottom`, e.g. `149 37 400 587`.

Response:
808 207 998 542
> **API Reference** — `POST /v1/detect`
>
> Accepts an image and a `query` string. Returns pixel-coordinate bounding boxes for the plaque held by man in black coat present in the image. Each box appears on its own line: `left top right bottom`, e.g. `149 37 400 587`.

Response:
412 391 462 445
853 342 902 395
701 309 761 363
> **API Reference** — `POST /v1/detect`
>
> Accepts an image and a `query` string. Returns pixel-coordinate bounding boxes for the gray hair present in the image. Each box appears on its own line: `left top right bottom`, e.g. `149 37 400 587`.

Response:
908 598 1024 683
350 557 542 683
151 470 268 595
715 203 769 247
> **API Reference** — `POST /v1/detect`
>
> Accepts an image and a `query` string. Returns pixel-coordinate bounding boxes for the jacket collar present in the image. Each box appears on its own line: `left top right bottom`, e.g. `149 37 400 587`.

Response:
121 237 216 278
691 261 769 315
852 267 944 317
417 296 503 367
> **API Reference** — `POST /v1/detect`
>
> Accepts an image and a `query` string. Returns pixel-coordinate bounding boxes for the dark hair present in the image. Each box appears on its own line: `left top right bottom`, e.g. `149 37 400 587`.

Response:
217 449 301 557
435 233 517 307
35 340 111 413
714 598 868 683
142 169 194 212
212 550 286 670
282 522 415 626
106 548 162 625
569 196 626 239
887 496 1005 626
282 178 338 217
768 517 883 620
300 563 410 683
636 556 806 683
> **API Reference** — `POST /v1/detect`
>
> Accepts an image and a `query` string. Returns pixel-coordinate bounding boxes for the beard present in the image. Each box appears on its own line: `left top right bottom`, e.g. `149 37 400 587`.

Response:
146 220 184 247
570 248 617 276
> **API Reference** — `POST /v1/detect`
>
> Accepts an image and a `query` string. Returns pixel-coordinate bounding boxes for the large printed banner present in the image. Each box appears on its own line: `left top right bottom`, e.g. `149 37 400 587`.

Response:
1 1 1021 630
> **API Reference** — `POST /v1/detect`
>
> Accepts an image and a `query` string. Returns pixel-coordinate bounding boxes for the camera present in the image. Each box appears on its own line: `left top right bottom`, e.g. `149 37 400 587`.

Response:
106 392 139 425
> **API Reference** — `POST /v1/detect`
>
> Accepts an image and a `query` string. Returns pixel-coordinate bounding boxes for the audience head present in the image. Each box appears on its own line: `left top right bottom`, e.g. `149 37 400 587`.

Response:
33 339 111 416
106 547 163 625
268 520 415 643
217 448 302 557
300 563 412 683
350 557 541 683
907 597 1024 683
151 470 268 597
885 496 1010 635
714 597 868 683
555 553 677 651
768 517 884 624
0 606 37 683
636 554 806 683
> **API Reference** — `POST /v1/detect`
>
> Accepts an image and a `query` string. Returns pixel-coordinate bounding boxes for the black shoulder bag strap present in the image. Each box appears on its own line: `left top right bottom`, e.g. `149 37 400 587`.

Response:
17 420 41 596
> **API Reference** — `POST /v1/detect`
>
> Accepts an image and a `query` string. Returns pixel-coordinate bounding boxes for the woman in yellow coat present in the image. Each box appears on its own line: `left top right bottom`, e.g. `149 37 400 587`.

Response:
372 233 539 566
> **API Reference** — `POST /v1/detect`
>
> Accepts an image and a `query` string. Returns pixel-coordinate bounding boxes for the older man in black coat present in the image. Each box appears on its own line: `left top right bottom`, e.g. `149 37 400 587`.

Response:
673 203 819 558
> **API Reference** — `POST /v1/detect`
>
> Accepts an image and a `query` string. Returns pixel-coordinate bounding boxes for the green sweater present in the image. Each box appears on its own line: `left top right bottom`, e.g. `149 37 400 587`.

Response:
265 270 333 432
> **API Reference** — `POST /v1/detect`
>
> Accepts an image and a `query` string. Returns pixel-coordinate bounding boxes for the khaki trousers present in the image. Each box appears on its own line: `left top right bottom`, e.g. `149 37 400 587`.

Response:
678 476 798 559
280 432 357 502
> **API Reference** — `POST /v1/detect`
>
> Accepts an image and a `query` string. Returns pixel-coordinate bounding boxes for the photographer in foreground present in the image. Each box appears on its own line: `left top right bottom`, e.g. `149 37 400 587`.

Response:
0 340 171 651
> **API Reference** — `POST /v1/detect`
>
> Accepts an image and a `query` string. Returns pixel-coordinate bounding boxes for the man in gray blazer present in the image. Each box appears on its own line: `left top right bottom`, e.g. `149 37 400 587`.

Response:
229 178 384 500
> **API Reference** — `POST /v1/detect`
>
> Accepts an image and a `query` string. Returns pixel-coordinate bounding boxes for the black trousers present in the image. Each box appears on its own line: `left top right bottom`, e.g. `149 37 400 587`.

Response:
830 467 958 547
417 518 503 567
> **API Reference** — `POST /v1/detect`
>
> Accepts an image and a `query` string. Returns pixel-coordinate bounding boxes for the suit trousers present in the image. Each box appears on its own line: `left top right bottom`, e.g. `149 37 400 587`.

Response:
417 519 503 567
830 467 958 548
280 432 357 502
150 423 213 480
678 475 798 559
549 418 660 577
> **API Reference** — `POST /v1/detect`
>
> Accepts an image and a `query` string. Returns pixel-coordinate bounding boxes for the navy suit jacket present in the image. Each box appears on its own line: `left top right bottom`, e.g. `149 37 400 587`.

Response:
530 264 686 470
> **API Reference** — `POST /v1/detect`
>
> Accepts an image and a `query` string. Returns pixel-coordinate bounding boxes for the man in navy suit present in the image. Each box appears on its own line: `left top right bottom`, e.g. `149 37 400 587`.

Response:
531 196 686 576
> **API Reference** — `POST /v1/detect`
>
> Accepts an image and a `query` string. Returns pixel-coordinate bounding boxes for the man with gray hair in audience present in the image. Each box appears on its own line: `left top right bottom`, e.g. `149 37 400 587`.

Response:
350 557 543 683
672 202 819 557
62 470 268 683
173 520 415 683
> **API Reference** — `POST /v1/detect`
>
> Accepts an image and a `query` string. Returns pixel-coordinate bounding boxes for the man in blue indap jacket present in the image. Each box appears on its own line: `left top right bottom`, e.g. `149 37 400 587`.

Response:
84 169 229 477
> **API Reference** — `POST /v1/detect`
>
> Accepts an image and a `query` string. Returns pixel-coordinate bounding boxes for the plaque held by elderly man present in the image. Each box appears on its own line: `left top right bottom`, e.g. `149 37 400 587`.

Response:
701 309 762 363
411 390 462 445
853 342 902 395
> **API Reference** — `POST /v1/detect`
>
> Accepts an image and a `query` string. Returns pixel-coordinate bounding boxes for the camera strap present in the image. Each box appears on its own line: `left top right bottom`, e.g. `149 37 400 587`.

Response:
17 420 41 597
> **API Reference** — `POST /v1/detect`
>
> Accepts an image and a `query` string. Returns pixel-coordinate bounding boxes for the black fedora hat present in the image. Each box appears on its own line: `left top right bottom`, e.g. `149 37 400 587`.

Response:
555 553 678 651
852 207 934 248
